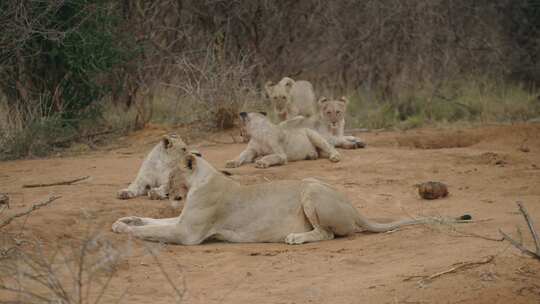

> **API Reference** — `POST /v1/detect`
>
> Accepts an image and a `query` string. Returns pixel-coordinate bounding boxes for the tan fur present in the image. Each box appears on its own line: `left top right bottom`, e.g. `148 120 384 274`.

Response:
117 134 188 201
112 154 451 245
226 112 340 169
264 77 316 121
280 96 365 149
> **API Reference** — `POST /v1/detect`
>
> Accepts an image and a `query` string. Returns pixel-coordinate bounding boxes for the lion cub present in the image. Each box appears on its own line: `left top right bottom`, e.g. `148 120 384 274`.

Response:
226 112 341 169
280 96 365 149
117 134 188 200
264 77 317 121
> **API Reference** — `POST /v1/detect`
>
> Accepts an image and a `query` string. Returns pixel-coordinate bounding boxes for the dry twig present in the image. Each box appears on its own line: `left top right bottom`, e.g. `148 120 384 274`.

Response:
23 176 90 188
499 201 540 260
0 196 61 229
404 255 495 285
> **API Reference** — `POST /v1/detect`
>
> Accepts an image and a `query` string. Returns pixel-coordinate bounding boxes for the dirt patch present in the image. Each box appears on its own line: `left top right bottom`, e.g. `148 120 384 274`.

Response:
396 130 481 149
1 123 540 304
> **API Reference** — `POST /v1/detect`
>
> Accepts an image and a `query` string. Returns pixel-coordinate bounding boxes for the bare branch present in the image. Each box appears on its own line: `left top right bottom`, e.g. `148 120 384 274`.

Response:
0 196 61 229
23 176 90 188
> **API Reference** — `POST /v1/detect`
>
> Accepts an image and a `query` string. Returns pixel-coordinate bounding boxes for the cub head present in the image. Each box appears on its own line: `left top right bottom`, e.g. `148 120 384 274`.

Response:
238 111 270 140
161 133 189 162
264 77 295 115
318 96 349 129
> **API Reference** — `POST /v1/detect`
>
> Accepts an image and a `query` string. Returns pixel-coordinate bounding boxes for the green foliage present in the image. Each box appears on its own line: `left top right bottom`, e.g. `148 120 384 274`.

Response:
1 0 136 123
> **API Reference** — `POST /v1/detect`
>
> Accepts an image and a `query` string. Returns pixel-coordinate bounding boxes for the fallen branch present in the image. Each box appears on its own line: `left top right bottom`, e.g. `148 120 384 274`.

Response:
22 176 90 188
404 255 495 285
0 196 61 229
517 201 540 254
499 201 540 260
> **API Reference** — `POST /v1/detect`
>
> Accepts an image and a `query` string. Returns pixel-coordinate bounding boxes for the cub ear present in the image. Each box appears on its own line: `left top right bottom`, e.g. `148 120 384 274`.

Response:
259 111 267 116
162 135 172 149
283 77 295 93
318 97 328 106
339 96 350 104
264 81 274 96
183 154 197 170
239 112 248 121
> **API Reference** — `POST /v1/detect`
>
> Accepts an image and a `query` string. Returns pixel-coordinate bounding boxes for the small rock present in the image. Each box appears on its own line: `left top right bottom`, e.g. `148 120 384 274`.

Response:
416 182 449 200
0 193 9 208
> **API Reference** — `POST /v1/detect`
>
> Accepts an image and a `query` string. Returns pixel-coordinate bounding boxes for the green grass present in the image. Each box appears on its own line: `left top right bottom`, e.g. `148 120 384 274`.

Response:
346 78 540 130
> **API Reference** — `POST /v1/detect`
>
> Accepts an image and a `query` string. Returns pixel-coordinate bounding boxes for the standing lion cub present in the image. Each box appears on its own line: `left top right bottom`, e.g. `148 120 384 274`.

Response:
226 112 341 169
117 134 188 200
280 96 365 149
265 77 317 121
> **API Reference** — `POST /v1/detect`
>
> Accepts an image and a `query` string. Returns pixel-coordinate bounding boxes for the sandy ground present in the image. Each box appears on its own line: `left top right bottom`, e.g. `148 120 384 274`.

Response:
1 123 540 303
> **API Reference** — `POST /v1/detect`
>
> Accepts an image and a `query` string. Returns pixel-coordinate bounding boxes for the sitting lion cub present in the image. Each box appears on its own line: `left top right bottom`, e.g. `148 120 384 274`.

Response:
280 96 365 149
226 112 341 168
112 153 469 245
117 134 188 200
265 77 317 121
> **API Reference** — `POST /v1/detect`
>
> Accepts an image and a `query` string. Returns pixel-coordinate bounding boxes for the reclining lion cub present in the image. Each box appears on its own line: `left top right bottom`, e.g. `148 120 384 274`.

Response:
117 134 188 200
226 112 341 169
265 77 317 121
112 153 468 245
280 96 365 149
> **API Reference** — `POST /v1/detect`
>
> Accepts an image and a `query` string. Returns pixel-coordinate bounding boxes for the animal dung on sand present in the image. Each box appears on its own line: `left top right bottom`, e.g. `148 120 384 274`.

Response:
416 181 449 200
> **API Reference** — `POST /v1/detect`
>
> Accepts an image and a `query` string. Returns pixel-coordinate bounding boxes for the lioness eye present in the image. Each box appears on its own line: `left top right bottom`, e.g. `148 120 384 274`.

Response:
337 111 341 115
326 111 332 115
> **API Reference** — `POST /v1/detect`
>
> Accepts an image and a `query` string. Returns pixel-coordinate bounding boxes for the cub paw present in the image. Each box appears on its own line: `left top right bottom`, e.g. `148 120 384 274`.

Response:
255 160 270 169
117 189 135 200
225 160 240 168
148 188 166 200
285 233 304 245
354 140 366 149
112 221 133 234
329 153 341 162
305 152 319 160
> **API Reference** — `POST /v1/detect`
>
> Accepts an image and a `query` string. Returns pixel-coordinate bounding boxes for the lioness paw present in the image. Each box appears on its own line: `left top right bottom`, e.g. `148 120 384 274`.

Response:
117 189 135 200
225 160 240 168
255 160 270 169
117 216 145 226
112 221 133 234
329 153 341 162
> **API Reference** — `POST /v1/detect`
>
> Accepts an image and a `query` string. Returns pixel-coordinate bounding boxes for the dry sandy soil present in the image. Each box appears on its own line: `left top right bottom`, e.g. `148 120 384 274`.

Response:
1 123 540 304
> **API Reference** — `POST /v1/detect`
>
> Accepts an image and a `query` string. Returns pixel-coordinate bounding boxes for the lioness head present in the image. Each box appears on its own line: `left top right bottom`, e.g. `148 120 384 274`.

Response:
181 152 218 187
238 111 270 140
318 96 348 130
264 77 295 118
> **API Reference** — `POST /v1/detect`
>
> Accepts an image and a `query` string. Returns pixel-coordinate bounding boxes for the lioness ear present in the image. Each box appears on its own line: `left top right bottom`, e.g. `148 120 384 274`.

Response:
339 96 350 105
183 154 196 170
162 136 172 149
283 78 294 94
259 111 267 116
318 97 328 106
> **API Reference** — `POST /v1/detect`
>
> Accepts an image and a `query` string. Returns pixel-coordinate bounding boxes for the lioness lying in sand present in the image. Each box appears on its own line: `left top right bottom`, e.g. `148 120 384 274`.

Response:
117 134 188 200
265 77 317 121
280 96 365 149
112 153 469 245
226 112 341 168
